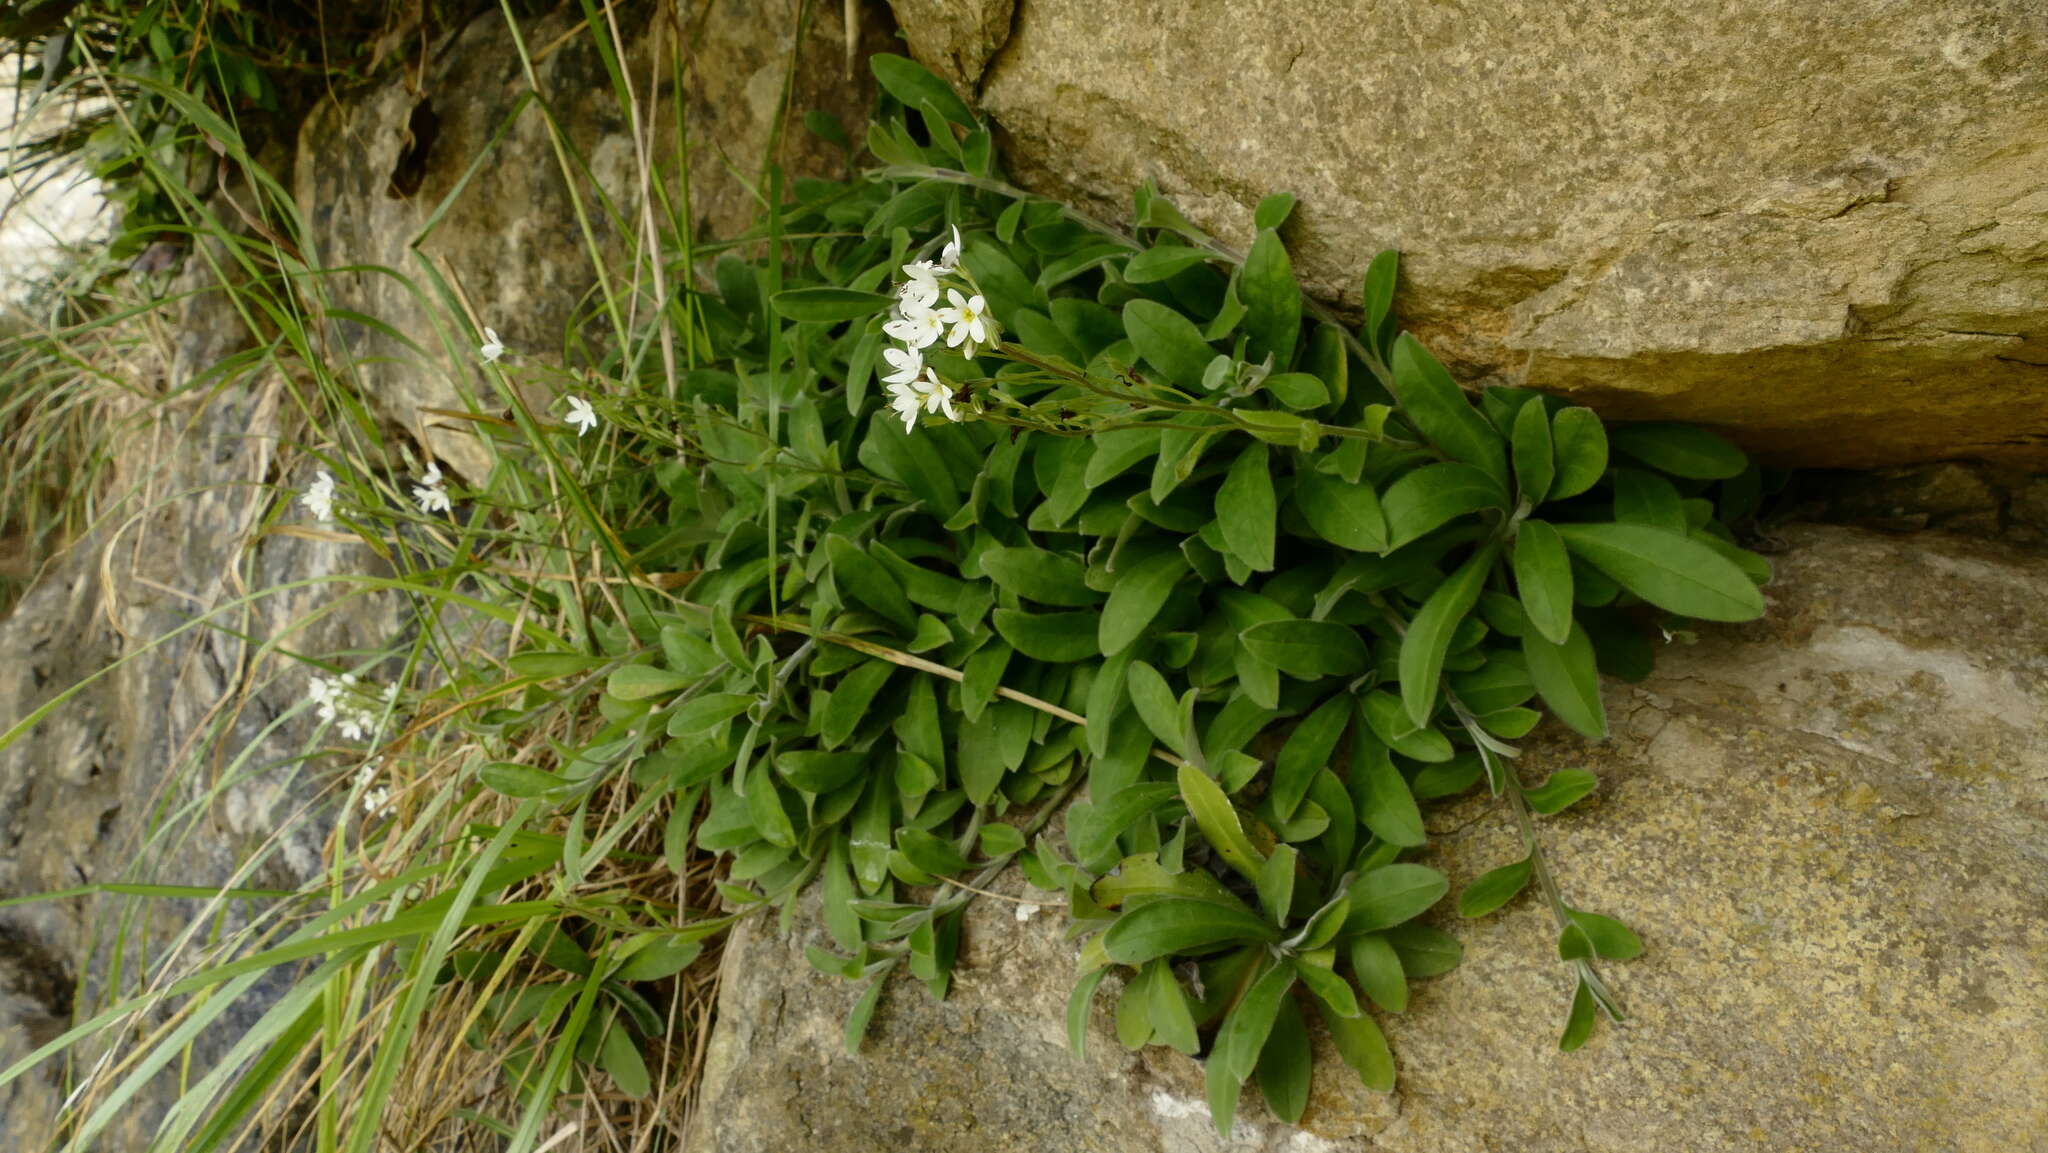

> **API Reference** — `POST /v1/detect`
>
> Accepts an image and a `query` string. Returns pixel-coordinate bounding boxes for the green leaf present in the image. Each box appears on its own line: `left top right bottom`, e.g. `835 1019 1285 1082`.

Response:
820 661 892 747
1101 898 1277 965
1254 192 1297 232
1352 729 1425 848
479 763 573 799
1359 690 1454 762
992 607 1099 662
1322 1002 1396 1092
1145 959 1202 1055
1291 955 1360 1019
981 545 1101 607
1242 228 1301 366
1348 933 1408 1013
1345 864 1449 933
1215 958 1295 1084
826 533 917 629
1553 523 1766 621
1612 468 1687 533
1524 768 1600 815
1067 967 1110 1056
1511 519 1575 645
1126 661 1190 758
1084 427 1165 487
1457 857 1533 918
1610 422 1747 479
665 691 757 737
1522 620 1608 739
1178 763 1265 881
1099 550 1190 655
1263 372 1328 410
1559 978 1597 1051
1380 462 1507 549
1254 996 1313 1124
1567 909 1644 959
769 287 893 323
1384 922 1463 977
615 938 706 982
1512 395 1555 505
869 53 976 125
1398 543 1499 727
1066 783 1179 866
1360 250 1400 356
844 975 887 1055
773 749 866 793
1123 298 1215 390
1388 334 1506 486
1549 407 1608 499
606 665 693 702
600 1020 651 1098
1124 244 1213 283
1215 441 1277 571
1255 844 1299 926
1294 470 1388 552
895 827 970 876
1271 694 1349 821
1240 619 1368 679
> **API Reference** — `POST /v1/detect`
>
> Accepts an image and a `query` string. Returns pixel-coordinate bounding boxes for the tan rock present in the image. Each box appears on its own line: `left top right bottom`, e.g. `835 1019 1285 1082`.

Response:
897 0 2048 468
689 524 2048 1152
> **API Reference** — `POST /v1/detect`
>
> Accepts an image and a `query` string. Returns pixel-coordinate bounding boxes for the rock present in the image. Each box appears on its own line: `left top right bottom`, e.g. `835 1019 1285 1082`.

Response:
898 0 2048 468
688 523 2048 1152
295 1 885 482
0 252 403 1148
890 0 1015 91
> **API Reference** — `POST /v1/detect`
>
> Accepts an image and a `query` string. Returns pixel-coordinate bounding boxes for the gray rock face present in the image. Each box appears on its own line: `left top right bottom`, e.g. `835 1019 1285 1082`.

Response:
295 1 885 484
0 251 402 1148
898 0 2048 469
688 524 2048 1152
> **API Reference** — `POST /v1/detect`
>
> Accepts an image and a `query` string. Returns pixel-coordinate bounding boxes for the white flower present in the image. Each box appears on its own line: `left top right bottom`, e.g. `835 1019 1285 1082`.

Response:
938 225 963 271
311 675 388 742
914 368 960 423
363 785 393 818
300 469 336 522
1014 902 1040 923
479 327 505 363
899 260 942 310
883 304 945 349
938 290 988 357
565 395 599 437
412 463 451 514
881 344 924 387
885 379 925 432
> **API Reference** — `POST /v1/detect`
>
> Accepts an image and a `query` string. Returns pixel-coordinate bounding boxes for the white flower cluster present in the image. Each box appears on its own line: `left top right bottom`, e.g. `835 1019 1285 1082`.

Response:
412 462 451 514
879 226 993 433
301 469 337 523
354 758 394 817
308 673 394 742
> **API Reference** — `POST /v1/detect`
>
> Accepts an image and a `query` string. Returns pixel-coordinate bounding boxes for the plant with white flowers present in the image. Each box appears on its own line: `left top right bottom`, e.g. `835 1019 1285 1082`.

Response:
877 226 996 432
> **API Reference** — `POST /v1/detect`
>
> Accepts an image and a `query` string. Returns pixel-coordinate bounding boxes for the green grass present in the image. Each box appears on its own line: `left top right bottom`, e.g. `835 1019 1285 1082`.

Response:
0 3 824 1150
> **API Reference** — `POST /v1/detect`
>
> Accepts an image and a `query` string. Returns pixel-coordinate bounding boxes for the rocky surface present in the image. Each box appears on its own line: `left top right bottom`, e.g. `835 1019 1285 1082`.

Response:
897 0 2048 469
0 235 403 1147
295 1 886 484
688 523 2048 1152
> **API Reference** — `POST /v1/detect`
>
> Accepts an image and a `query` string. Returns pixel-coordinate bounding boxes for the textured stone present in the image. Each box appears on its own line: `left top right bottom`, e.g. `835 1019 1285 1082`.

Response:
688 524 2048 1153
900 0 2048 468
0 250 402 1148
296 2 886 482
